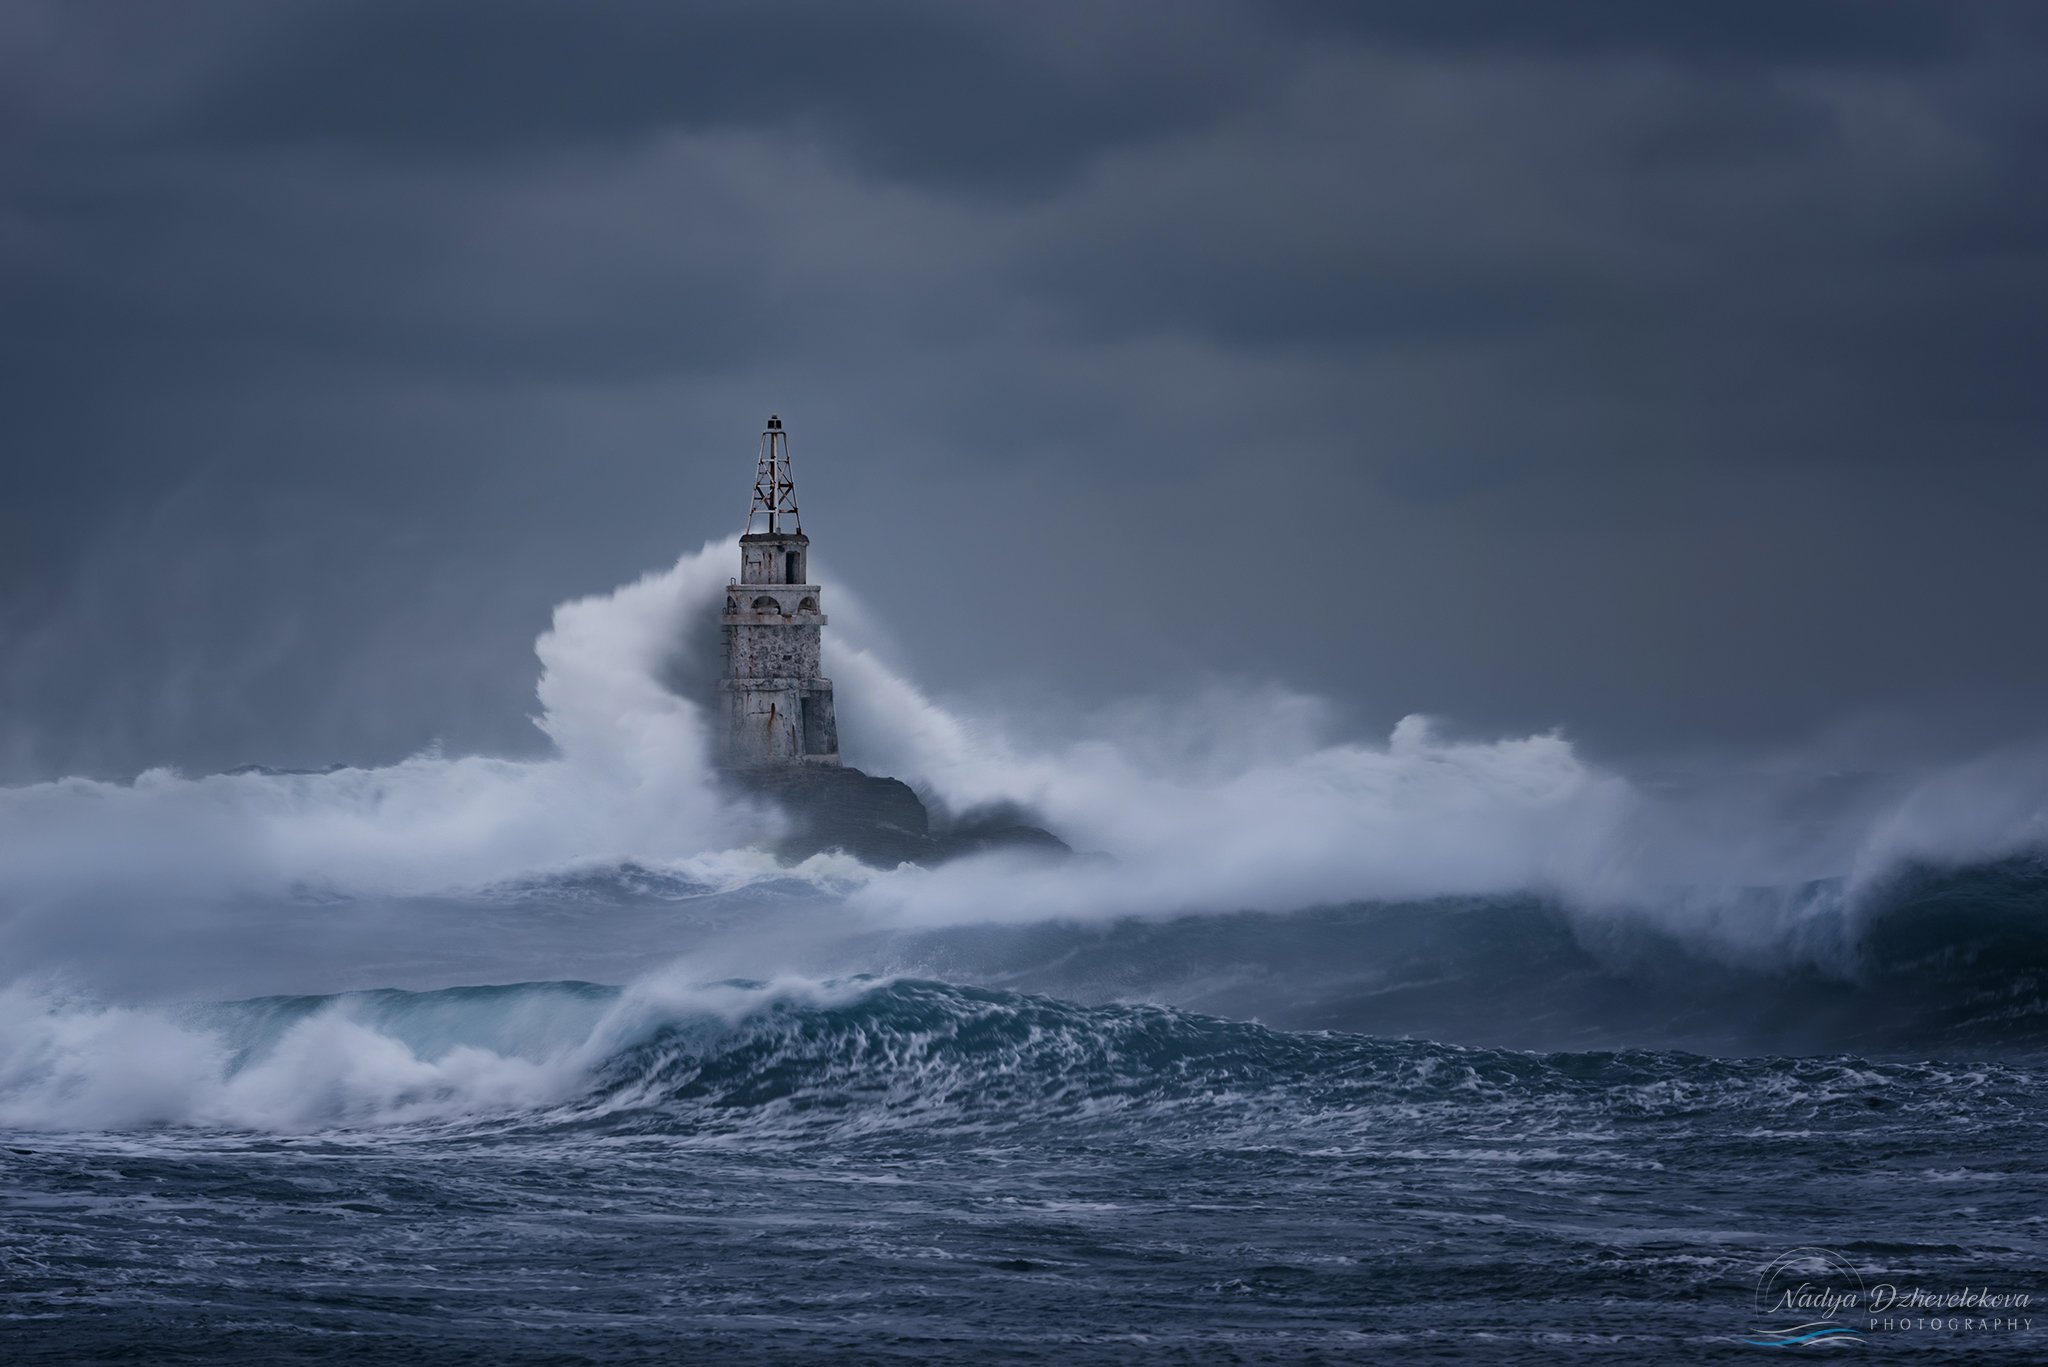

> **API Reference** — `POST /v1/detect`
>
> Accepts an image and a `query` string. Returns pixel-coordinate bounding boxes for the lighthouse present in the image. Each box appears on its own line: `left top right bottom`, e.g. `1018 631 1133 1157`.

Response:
718 415 841 767
710 415 1066 865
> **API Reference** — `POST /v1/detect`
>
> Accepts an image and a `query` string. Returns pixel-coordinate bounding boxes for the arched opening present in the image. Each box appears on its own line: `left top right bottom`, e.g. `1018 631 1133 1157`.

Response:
797 596 819 613
751 595 780 614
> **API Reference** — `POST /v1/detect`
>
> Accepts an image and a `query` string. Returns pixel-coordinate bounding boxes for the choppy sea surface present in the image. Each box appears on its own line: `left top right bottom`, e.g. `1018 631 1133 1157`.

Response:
5 859 2047 1364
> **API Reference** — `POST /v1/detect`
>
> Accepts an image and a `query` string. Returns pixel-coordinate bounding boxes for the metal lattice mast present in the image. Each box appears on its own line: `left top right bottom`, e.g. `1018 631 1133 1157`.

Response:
747 414 800 534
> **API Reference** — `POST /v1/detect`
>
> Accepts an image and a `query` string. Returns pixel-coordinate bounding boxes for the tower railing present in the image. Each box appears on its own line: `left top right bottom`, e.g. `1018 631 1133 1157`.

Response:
747 414 801 534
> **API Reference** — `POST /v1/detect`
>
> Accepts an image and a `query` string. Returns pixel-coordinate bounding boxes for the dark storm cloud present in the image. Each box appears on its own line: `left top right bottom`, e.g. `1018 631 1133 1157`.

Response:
2 152 788 391
1006 26 2048 463
5 0 2048 782
1275 0 1964 66
179 0 1276 193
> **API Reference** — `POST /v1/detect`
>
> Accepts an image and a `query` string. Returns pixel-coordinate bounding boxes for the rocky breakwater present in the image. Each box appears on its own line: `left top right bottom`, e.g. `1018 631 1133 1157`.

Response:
723 765 1069 868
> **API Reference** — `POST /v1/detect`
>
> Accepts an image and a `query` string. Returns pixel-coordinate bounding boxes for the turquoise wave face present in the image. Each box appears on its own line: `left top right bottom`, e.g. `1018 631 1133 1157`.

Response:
8 973 2033 1139
560 978 2043 1144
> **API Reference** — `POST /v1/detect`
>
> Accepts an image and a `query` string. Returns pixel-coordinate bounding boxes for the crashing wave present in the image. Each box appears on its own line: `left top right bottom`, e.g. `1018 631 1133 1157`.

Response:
1 965 2041 1138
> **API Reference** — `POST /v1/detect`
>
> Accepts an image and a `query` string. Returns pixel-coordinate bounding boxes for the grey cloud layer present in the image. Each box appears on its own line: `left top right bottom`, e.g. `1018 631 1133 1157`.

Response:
4 0 2047 780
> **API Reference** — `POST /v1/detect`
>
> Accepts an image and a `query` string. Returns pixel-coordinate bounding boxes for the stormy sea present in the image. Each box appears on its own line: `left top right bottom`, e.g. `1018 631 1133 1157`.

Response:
4 543 2045 1363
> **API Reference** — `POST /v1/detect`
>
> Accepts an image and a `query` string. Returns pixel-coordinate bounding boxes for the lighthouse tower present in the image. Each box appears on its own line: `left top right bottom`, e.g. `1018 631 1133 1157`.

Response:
718 416 840 767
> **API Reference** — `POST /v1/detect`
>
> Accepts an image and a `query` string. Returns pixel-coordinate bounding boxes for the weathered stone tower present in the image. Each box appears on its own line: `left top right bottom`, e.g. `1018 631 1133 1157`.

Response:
718 415 840 768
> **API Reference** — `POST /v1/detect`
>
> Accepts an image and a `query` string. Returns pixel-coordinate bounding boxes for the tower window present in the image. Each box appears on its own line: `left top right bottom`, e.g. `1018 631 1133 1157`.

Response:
785 551 804 583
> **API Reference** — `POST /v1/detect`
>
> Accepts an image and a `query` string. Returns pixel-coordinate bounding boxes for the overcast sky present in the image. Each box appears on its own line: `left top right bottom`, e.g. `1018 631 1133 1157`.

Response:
5 0 2048 781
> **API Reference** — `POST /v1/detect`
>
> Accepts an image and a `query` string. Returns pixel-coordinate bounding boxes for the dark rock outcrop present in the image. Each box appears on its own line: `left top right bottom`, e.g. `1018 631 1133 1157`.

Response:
723 765 1068 868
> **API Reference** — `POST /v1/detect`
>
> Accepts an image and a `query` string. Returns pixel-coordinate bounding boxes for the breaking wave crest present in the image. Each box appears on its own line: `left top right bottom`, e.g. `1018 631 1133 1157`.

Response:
2 969 2041 1139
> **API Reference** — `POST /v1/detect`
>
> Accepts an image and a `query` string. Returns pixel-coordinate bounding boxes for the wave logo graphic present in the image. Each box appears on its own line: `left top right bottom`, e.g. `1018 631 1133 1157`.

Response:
1746 1248 1868 1348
